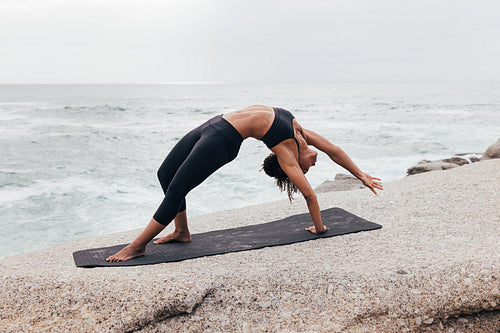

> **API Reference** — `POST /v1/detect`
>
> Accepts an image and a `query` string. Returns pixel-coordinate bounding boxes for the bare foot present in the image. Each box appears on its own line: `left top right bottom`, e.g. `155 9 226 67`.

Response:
106 243 145 262
153 231 191 244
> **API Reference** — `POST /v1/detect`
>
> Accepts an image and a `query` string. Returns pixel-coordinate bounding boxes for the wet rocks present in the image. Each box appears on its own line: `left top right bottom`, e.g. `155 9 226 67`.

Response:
407 138 500 176
406 158 469 175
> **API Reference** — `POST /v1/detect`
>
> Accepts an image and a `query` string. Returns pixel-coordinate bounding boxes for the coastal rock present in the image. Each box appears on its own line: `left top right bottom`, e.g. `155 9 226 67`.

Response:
406 157 469 176
441 157 470 166
314 173 364 193
480 138 500 160
455 153 483 163
1 160 499 332
469 156 480 163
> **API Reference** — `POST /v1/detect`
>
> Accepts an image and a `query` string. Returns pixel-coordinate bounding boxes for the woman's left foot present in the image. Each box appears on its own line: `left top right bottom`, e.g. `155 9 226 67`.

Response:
154 231 191 244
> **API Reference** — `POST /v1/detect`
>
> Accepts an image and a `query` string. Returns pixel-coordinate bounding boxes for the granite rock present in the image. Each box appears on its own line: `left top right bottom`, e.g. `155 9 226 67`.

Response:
315 173 365 193
407 157 469 175
480 137 500 161
1 160 499 332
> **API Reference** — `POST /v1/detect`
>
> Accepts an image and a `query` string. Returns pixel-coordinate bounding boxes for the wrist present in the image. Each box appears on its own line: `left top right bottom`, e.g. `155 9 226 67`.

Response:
315 224 326 233
352 170 364 180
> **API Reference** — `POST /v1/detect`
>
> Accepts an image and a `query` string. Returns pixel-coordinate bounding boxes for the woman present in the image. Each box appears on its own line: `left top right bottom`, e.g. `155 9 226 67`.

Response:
106 105 383 262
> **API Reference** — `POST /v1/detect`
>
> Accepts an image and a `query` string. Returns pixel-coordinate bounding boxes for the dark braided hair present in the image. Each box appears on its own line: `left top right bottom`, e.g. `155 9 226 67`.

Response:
261 153 299 201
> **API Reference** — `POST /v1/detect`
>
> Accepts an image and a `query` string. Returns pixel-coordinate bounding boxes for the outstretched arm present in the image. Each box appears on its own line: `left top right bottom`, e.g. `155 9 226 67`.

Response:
302 129 383 194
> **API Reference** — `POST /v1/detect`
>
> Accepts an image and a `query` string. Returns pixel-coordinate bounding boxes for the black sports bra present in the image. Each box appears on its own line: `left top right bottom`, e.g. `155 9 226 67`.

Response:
260 107 299 149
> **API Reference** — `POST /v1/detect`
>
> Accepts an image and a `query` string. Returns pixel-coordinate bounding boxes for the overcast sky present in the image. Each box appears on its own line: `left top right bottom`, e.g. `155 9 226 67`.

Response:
1 0 499 83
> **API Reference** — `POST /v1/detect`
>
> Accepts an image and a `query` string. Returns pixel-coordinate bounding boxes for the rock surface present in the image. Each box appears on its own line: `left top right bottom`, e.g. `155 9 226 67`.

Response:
481 137 500 160
315 173 365 193
407 160 460 175
407 157 471 176
1 160 499 332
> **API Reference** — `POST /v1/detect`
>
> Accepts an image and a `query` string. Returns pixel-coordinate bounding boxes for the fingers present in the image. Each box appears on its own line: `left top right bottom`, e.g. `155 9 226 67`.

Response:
305 226 328 234
364 174 383 194
305 226 317 234
368 182 383 195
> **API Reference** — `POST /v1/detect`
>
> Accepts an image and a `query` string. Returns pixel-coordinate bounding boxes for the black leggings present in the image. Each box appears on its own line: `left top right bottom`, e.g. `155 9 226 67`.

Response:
153 115 243 226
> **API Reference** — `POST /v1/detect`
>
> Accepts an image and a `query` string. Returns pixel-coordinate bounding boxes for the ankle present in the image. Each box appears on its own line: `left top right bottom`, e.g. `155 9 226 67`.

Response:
129 241 146 250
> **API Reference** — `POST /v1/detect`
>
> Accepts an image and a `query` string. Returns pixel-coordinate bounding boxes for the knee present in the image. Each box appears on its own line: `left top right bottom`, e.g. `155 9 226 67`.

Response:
165 185 183 200
157 168 164 181
157 165 172 184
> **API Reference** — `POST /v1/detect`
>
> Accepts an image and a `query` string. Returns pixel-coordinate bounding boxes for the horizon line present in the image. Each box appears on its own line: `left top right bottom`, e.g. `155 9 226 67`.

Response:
1 79 499 85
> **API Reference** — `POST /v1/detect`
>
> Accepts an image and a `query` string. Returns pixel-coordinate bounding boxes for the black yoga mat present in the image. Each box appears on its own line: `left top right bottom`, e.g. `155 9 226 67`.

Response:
73 207 382 268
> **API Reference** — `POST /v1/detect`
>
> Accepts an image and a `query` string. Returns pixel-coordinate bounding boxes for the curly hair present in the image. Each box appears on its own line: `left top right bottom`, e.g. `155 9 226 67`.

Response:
261 153 299 201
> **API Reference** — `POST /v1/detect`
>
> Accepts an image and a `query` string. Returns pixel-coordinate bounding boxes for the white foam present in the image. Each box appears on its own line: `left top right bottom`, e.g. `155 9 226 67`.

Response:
0 177 157 204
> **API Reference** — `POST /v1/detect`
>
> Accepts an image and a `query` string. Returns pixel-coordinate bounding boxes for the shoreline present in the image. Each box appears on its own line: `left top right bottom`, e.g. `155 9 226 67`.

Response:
1 159 499 332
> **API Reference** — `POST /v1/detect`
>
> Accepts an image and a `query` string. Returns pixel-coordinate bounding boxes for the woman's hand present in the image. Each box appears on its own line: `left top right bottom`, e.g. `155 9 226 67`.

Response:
305 226 328 234
359 173 383 195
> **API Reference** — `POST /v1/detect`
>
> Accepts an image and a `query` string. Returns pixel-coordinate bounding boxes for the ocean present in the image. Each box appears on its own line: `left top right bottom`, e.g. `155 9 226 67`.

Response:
1 82 499 258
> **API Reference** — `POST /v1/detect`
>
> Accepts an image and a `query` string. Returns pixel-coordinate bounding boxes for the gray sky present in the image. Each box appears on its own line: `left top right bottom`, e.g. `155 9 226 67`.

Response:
1 0 499 83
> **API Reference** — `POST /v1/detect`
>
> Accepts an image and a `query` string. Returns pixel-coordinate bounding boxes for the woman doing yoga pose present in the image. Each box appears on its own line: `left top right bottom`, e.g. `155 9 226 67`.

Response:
106 105 383 262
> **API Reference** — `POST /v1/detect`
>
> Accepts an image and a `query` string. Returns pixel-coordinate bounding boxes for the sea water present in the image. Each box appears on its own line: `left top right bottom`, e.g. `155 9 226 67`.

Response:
1 82 499 258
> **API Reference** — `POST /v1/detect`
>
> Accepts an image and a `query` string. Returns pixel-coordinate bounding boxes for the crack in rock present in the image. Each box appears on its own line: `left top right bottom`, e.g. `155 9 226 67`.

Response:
127 285 220 333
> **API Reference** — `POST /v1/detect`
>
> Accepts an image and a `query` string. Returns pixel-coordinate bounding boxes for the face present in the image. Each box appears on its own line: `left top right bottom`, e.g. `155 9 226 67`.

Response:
298 148 318 173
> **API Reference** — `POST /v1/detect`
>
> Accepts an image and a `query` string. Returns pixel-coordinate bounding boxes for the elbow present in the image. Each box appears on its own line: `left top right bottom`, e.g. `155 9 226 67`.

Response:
303 191 317 204
327 145 341 159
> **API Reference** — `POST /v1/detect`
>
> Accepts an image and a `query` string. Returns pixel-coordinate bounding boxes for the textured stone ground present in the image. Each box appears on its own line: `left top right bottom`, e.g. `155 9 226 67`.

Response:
1 159 499 332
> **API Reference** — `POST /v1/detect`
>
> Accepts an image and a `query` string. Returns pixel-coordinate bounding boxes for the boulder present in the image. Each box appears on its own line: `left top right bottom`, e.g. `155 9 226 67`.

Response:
441 157 470 166
407 157 469 176
315 173 364 193
480 138 500 161
455 153 482 163
469 156 481 163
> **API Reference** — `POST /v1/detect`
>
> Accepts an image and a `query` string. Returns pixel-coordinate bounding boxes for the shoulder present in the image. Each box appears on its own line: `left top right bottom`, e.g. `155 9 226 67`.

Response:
293 118 304 134
271 140 298 164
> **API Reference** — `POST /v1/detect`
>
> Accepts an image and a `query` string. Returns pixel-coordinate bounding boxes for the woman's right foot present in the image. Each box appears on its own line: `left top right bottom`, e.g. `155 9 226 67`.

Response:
154 231 191 244
106 243 145 262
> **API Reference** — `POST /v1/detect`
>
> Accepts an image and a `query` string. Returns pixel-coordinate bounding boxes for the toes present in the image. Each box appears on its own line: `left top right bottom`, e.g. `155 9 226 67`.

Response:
155 237 167 244
106 255 120 262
